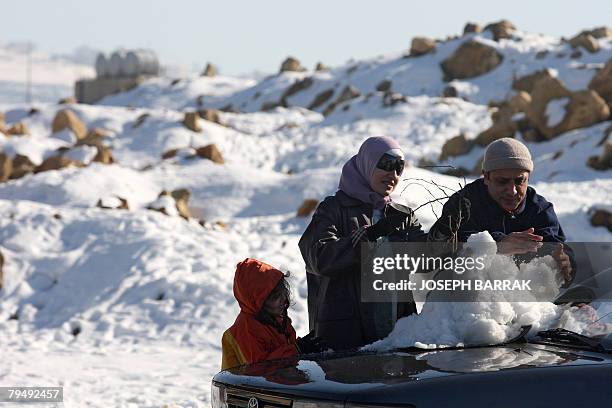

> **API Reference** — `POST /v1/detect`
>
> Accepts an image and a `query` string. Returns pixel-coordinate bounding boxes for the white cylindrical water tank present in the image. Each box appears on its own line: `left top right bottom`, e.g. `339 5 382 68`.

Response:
125 49 160 76
95 53 109 78
109 50 128 77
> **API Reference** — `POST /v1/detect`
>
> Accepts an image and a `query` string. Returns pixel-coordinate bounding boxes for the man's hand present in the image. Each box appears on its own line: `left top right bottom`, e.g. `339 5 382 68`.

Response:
498 227 543 255
552 243 572 286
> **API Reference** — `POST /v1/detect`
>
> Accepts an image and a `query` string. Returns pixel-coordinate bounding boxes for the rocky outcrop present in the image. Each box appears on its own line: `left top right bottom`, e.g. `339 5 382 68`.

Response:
483 20 516 41
9 154 35 180
589 208 612 232
35 155 83 173
197 109 224 125
314 62 327 71
588 59 612 103
307 89 334 110
526 76 609 139
410 37 436 56
463 22 482 34
323 86 360 116
279 57 304 73
0 153 12 182
376 80 392 93
52 109 87 140
569 33 599 53
587 141 612 171
58 96 77 104
182 112 201 132
439 134 474 160
196 144 224 164
440 40 503 80
201 63 217 77
281 77 314 100
512 69 554 94
476 102 518 146
6 122 29 136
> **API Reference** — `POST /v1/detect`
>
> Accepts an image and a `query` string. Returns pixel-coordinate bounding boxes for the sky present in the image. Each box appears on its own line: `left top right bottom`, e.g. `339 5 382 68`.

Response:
2 0 611 76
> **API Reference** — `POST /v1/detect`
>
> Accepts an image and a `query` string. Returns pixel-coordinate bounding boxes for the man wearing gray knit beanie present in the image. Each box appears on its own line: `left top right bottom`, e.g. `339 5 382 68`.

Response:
429 137 572 283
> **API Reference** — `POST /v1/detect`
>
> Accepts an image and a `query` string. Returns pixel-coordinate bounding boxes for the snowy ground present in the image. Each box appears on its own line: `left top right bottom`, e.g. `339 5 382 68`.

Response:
1 28 611 407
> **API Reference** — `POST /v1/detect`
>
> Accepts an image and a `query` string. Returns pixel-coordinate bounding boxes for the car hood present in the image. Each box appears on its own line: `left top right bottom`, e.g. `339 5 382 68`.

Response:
214 343 612 402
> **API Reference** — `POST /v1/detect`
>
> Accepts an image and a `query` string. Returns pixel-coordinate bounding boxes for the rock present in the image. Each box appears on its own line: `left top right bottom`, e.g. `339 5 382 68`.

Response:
588 26 612 39
589 208 612 232
281 77 314 100
182 112 201 132
52 109 87 140
0 153 13 182
525 76 572 137
196 95 205 106
463 22 482 34
201 63 217 77
195 144 224 164
569 33 599 53
570 50 583 59
6 122 29 136
314 62 327 71
133 113 149 128
197 109 223 125
279 57 304 73
476 121 517 146
476 104 518 146
443 85 458 98
587 141 612 171
508 91 532 113
161 148 180 160
58 96 77 104
0 112 5 134
535 50 549 60
307 89 334 110
410 37 436 56
261 100 286 111
335 85 360 105
97 196 129 210
440 40 503 80
483 19 516 41
512 69 554 93
92 144 114 164
382 92 407 107
376 80 392 93
35 155 82 173
171 189 192 219
439 134 474 161
297 199 319 217
560 90 610 135
9 154 35 180
323 86 361 116
588 59 612 103
76 128 111 147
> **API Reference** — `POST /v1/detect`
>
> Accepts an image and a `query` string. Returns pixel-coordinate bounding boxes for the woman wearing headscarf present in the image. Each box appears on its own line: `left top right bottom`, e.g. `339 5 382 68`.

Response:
299 136 427 350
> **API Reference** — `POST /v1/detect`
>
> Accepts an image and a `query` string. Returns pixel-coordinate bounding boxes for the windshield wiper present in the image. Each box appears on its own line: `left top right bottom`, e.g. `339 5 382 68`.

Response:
535 328 605 352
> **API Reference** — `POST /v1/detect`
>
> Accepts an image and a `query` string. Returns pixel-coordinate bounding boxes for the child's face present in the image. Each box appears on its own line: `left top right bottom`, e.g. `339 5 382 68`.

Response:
263 292 287 317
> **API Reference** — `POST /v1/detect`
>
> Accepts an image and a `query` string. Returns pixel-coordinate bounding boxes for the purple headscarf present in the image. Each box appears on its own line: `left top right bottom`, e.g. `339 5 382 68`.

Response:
339 136 403 209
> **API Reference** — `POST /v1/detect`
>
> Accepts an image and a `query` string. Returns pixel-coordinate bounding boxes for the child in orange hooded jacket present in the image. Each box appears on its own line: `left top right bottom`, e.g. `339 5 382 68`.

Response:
222 258 325 370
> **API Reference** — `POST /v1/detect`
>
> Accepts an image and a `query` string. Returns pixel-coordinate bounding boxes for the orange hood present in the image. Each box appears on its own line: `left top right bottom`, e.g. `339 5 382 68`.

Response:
233 258 284 315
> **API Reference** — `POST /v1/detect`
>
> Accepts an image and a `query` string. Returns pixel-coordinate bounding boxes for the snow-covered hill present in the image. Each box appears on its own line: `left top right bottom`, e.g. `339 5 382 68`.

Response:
1 23 611 407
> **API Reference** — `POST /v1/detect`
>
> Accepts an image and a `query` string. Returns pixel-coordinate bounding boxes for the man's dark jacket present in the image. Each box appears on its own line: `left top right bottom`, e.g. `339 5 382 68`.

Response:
429 178 566 243
299 190 427 351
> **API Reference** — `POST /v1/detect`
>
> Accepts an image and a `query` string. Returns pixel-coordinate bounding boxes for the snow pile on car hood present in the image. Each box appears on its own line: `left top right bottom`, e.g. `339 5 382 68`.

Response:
365 232 604 351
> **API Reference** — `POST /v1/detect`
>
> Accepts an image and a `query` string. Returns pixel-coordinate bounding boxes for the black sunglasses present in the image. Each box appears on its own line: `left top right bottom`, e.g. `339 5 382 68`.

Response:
376 153 405 174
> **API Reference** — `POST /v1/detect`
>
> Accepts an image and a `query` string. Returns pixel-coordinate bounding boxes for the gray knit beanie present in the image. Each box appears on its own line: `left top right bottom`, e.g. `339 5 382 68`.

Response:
482 138 534 172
